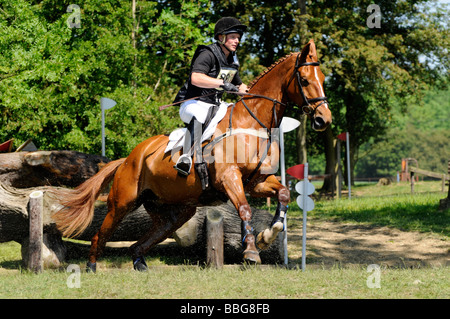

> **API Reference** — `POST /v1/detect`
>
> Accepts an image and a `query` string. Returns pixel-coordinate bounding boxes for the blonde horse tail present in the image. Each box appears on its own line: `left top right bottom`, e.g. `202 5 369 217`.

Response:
51 158 126 238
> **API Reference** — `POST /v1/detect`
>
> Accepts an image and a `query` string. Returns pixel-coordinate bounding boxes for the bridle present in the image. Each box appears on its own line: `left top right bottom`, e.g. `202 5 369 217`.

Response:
285 53 328 116
160 53 328 117
183 52 330 187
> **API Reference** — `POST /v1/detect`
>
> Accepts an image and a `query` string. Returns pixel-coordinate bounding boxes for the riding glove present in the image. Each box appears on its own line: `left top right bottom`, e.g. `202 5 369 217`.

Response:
220 81 239 92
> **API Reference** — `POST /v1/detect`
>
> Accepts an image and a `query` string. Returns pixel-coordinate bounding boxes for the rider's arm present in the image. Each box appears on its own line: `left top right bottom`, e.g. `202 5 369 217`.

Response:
191 50 248 91
192 72 248 92
191 72 224 89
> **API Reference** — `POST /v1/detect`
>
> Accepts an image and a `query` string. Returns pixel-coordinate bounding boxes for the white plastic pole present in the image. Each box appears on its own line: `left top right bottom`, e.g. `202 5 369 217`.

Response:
100 98 117 157
302 163 308 271
279 117 300 267
101 108 106 157
279 126 289 266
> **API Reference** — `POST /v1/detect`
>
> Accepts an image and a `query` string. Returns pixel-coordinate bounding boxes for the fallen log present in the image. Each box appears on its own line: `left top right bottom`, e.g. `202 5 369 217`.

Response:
1 182 283 266
0 151 110 188
0 182 153 267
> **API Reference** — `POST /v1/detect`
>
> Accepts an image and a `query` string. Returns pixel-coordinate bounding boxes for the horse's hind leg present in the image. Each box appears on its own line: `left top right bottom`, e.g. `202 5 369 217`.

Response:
87 165 140 272
87 196 135 272
129 205 196 271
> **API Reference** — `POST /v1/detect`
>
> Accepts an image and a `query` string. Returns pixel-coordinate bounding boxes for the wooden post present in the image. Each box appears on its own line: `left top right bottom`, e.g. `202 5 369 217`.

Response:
28 191 44 273
410 172 415 195
206 209 224 268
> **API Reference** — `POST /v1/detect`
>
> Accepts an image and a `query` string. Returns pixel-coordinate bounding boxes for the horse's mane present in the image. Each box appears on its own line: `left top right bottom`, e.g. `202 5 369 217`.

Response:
248 52 297 89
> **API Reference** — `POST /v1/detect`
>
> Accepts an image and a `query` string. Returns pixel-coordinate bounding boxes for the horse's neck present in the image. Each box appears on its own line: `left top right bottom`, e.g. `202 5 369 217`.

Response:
233 61 291 130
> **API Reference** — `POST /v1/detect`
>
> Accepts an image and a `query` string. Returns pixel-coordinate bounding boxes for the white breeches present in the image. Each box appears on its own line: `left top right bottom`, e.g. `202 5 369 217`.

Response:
179 99 217 124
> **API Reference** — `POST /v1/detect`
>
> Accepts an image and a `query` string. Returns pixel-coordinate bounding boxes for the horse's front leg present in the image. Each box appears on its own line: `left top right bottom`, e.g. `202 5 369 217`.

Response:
219 167 261 264
249 175 290 250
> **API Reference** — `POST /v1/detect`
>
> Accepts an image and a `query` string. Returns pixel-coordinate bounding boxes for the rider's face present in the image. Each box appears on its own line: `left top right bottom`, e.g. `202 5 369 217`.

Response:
220 33 241 52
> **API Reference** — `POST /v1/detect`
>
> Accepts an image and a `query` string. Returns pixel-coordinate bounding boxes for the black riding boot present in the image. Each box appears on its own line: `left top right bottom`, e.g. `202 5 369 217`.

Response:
174 119 197 176
174 117 211 190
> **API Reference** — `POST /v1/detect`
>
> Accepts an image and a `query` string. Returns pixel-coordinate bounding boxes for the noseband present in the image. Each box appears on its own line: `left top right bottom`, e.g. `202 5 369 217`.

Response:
285 53 328 116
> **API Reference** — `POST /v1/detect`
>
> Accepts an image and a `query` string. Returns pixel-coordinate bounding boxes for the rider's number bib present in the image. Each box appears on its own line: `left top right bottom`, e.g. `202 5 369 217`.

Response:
216 68 237 90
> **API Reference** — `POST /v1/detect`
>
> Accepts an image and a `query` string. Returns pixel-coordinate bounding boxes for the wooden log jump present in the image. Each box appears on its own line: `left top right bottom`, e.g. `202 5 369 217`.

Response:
409 166 449 194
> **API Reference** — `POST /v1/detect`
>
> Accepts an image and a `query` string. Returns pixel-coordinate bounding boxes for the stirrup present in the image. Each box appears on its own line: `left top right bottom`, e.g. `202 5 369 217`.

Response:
174 154 192 176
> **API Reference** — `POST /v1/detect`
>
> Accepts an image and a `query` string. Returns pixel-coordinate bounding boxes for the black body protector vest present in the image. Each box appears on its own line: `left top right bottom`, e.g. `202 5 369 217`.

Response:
173 43 239 105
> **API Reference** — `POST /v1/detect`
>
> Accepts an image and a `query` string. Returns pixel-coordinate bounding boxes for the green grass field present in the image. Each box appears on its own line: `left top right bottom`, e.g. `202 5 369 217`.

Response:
0 181 448 299
0 262 448 299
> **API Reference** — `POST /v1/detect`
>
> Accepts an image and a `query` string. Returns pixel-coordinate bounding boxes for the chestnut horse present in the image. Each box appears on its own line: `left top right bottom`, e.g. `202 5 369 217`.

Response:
52 40 332 272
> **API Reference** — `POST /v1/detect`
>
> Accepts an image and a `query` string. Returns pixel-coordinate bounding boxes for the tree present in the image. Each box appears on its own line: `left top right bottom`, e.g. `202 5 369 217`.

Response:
316 0 449 188
355 88 450 177
1 0 448 182
211 0 449 191
0 0 212 158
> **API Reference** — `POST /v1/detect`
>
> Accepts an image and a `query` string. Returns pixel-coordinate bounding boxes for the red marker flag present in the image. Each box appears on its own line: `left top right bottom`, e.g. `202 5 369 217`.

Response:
286 164 305 180
338 132 347 142
337 132 347 141
0 139 13 152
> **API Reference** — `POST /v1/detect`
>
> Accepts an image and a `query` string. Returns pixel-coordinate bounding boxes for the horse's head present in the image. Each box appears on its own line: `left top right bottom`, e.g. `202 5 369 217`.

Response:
285 40 332 131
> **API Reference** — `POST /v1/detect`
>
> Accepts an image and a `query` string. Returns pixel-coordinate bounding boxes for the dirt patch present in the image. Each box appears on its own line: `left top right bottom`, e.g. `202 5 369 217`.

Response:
287 217 449 268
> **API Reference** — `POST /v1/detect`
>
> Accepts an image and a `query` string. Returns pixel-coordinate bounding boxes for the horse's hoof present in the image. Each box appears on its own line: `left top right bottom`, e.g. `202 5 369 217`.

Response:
86 261 96 273
272 221 284 233
256 232 270 250
243 250 261 264
133 256 148 272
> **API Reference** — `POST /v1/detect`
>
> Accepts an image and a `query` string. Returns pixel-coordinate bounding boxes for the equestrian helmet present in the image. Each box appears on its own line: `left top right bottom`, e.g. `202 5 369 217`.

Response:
214 17 247 40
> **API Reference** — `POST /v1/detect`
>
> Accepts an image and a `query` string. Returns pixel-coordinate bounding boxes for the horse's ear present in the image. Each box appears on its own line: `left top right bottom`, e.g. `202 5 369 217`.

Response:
299 39 318 63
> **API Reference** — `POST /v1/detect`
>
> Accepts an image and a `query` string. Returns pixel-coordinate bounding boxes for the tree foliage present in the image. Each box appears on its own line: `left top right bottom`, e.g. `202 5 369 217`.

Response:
356 88 450 177
0 0 212 158
0 0 448 176
210 0 449 185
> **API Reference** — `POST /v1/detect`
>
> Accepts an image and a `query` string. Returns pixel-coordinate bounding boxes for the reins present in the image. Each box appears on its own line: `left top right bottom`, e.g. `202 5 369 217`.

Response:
161 52 329 187
158 90 286 111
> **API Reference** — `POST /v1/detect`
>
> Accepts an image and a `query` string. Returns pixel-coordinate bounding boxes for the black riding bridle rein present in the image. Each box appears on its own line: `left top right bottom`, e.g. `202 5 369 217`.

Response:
221 52 329 186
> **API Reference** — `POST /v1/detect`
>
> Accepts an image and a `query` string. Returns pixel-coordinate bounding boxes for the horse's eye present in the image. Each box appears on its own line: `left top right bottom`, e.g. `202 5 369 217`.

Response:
301 78 309 86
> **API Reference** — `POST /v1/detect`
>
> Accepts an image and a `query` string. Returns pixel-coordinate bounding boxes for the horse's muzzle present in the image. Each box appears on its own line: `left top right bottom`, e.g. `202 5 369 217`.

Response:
312 115 328 131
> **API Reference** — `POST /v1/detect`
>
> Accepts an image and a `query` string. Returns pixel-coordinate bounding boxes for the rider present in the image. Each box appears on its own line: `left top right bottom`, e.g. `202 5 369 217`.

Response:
173 17 249 190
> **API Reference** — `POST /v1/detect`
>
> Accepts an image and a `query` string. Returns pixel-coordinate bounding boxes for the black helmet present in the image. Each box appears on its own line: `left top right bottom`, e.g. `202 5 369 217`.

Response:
214 17 247 40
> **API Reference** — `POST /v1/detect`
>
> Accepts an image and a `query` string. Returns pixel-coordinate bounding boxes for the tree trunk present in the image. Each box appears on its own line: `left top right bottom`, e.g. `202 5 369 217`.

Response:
320 126 337 193
0 151 110 188
1 182 283 266
298 0 307 14
296 114 308 164
0 181 154 244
